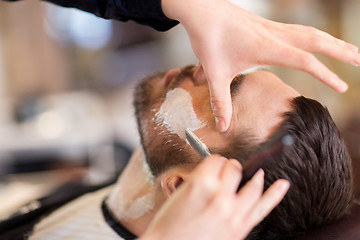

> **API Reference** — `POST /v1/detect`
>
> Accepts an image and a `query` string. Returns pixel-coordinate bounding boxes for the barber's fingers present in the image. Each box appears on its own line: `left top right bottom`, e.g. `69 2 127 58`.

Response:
284 23 359 53
277 24 360 66
219 159 243 193
298 34 360 64
266 44 348 92
246 179 290 225
189 155 228 193
234 172 290 239
239 179 290 238
190 155 244 196
207 74 233 132
235 169 265 214
193 154 227 176
192 64 233 132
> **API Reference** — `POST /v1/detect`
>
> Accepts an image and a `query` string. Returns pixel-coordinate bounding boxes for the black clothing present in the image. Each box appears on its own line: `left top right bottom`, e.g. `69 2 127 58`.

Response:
102 199 137 240
2 0 179 31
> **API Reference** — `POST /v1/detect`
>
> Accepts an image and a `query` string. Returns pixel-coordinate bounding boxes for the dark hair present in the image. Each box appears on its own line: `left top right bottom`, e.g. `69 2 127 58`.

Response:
135 71 353 238
244 96 353 239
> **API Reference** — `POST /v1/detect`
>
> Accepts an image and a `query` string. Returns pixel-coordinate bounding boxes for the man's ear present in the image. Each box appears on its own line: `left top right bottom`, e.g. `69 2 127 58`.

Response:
161 174 185 198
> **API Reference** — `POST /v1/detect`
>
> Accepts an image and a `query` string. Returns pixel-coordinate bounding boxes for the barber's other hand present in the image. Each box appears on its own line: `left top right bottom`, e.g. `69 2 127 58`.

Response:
162 0 360 132
140 155 290 240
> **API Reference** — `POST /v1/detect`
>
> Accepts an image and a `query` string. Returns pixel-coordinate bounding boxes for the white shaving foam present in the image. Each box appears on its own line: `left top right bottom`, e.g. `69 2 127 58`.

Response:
116 190 155 220
155 88 205 140
107 148 155 220
126 151 156 219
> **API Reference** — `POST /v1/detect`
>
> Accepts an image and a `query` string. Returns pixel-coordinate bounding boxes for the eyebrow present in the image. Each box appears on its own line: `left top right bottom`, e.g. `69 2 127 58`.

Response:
230 68 274 99
230 74 246 98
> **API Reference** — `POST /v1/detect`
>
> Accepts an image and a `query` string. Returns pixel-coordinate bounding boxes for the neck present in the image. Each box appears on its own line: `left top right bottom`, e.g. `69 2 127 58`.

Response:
107 148 165 237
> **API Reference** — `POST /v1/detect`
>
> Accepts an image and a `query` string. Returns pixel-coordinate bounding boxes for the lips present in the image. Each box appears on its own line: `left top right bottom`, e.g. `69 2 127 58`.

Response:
163 68 181 89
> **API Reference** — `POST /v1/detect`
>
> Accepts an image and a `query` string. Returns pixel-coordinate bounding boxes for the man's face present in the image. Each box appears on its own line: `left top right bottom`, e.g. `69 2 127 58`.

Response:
134 65 300 175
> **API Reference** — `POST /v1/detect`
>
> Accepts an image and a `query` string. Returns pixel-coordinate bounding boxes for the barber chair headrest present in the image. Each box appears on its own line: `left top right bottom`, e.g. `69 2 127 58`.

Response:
295 201 360 240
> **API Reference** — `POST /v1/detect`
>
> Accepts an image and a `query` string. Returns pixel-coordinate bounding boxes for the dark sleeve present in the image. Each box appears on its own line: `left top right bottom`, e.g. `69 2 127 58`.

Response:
3 0 179 31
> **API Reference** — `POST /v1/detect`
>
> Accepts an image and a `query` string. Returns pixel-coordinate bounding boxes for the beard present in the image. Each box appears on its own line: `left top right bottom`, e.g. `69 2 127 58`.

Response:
132 66 258 176
133 69 198 176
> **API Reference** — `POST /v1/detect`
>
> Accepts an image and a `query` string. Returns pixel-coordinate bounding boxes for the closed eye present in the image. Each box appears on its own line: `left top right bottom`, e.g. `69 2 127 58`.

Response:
230 74 246 99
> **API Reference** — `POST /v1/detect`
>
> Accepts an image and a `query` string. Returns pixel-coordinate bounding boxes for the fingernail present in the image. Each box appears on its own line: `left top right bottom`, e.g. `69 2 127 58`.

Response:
338 80 349 92
330 75 349 92
277 180 290 192
253 169 264 184
215 117 226 132
229 159 242 170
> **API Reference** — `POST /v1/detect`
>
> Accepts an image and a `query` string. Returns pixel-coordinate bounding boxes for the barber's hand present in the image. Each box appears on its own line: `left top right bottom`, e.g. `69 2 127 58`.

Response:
162 0 360 132
140 155 290 240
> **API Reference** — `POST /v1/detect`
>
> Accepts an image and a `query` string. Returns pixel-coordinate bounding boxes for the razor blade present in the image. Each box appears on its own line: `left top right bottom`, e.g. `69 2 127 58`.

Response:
185 128 211 159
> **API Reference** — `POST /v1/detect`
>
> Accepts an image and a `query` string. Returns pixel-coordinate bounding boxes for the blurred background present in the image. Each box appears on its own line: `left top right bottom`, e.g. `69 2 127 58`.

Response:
0 0 359 218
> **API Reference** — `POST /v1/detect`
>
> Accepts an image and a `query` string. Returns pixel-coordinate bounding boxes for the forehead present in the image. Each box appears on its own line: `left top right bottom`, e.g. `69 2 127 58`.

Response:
229 70 300 140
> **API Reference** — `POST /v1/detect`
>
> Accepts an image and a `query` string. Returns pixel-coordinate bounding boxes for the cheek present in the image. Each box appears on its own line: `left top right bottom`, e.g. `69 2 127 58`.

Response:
190 89 215 129
155 88 206 140
194 126 228 152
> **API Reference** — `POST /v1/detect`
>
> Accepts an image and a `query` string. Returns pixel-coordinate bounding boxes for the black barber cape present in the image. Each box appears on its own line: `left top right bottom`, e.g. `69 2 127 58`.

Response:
2 0 179 31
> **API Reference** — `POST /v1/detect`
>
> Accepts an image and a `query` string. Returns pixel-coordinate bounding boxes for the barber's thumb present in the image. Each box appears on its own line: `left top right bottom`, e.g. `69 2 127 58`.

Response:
209 83 232 132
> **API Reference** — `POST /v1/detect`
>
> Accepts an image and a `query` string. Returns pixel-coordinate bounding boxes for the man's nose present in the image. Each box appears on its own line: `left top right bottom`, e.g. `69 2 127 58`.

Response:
193 64 207 85
164 68 181 88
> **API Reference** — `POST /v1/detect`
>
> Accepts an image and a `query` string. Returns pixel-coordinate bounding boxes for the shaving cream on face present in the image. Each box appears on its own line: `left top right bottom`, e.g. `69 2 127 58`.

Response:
122 152 155 219
107 148 155 220
115 190 155 220
155 88 205 140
